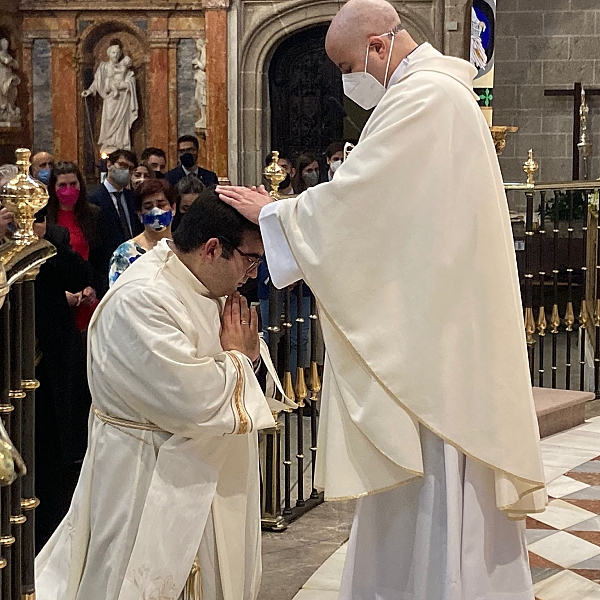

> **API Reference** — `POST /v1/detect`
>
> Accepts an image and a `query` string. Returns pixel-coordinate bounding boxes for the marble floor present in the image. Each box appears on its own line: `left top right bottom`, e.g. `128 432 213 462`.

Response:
280 414 600 600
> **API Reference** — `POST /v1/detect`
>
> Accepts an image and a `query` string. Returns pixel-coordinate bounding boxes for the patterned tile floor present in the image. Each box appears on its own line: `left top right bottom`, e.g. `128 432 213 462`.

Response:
292 416 600 600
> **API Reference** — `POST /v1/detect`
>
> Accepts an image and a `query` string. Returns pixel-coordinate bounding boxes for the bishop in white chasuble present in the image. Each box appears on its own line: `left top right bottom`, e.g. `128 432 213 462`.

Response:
217 1 548 598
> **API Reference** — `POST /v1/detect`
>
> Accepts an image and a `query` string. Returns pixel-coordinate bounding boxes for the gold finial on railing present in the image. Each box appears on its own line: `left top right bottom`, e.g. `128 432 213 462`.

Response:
309 361 321 401
525 307 536 345
263 150 287 199
295 368 307 408
537 306 547 337
550 304 561 334
282 371 296 404
523 149 538 186
580 300 588 328
0 148 49 247
564 301 575 332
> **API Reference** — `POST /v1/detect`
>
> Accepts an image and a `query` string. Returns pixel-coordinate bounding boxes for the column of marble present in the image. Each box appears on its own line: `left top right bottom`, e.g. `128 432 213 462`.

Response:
147 16 171 166
50 39 78 162
203 0 229 177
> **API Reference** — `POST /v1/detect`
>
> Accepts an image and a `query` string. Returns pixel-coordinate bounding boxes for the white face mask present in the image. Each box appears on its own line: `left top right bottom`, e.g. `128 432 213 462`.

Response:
342 31 396 110
330 159 342 174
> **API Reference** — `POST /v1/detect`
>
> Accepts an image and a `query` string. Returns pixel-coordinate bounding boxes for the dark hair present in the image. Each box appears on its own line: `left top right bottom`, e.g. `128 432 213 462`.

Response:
141 147 166 162
264 153 293 168
47 161 100 247
107 149 138 167
292 152 319 194
177 135 199 151
175 174 205 197
134 179 177 212
135 163 156 179
173 187 260 258
326 141 344 159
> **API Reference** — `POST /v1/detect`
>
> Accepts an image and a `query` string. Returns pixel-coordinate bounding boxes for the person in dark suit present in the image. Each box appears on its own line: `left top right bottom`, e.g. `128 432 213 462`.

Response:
88 148 143 290
164 134 218 188
32 209 92 551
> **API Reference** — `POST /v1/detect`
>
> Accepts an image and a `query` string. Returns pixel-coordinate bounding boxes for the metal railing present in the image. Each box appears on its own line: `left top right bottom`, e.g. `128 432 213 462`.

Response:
0 148 55 600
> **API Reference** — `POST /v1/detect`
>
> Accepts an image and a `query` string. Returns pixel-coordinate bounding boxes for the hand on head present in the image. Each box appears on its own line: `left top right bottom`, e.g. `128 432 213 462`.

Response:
216 185 274 225
219 292 260 363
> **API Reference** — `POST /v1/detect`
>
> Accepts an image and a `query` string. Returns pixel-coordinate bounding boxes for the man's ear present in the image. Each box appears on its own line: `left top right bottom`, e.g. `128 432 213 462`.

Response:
291 168 296 178
204 238 221 260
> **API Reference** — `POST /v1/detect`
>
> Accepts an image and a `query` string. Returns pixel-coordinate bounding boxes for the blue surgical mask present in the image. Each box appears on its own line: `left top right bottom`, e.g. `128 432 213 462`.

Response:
37 169 51 185
141 207 173 231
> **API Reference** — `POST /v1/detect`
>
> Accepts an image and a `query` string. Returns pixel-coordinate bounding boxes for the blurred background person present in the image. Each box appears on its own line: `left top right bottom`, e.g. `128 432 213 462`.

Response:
109 178 177 286
173 174 205 232
292 152 320 194
140 147 167 177
165 134 218 187
131 162 155 190
32 205 92 550
325 141 344 181
30 151 54 185
47 161 106 327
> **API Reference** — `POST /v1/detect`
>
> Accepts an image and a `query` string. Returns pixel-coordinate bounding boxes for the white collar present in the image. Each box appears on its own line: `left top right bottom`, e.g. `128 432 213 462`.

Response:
104 179 122 194
387 43 425 88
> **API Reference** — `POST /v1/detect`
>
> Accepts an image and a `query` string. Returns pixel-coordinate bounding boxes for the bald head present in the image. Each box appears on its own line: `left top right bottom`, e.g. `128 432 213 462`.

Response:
326 0 416 88
30 152 54 181
327 0 400 47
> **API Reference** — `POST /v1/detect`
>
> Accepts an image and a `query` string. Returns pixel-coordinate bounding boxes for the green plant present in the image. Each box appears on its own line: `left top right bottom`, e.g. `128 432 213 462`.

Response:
538 191 586 222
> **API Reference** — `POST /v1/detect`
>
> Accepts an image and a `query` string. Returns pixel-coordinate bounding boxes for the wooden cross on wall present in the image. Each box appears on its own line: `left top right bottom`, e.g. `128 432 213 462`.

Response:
544 83 600 180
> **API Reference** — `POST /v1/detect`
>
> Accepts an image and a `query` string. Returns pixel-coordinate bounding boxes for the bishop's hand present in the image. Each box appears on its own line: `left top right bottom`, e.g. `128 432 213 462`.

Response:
216 185 273 225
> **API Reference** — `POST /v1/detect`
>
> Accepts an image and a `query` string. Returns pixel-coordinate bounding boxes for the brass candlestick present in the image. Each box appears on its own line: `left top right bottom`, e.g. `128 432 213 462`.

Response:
523 149 538 186
0 148 48 246
263 150 287 199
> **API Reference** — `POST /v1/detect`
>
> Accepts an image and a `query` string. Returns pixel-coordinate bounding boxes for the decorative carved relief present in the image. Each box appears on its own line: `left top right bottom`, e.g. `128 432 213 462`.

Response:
0 37 21 127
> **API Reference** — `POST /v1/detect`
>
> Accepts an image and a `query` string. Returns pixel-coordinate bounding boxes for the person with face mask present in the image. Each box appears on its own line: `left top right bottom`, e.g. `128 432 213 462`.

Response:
325 141 345 181
164 134 219 188
292 152 320 194
130 162 156 190
88 148 144 290
47 161 106 329
30 151 55 185
108 179 177 287
217 1 546 598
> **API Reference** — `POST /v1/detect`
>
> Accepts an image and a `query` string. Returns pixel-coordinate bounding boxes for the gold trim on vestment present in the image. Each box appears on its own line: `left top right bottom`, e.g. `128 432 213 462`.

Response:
183 557 202 600
92 406 165 432
224 352 251 435
276 217 547 513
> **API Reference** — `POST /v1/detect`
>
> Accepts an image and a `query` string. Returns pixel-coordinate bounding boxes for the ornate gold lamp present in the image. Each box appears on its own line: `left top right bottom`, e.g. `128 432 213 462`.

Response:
263 151 287 199
523 149 538 186
0 148 49 246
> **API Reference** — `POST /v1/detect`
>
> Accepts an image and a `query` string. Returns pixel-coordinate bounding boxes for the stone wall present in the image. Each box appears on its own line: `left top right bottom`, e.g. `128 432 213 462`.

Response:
494 0 600 184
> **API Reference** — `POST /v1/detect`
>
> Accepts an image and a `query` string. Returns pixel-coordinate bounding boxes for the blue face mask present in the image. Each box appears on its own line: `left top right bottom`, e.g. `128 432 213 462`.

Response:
37 169 51 185
141 207 173 231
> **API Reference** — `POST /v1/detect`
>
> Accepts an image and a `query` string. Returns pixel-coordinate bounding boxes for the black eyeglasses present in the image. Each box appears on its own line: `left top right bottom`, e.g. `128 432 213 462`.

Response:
218 237 263 273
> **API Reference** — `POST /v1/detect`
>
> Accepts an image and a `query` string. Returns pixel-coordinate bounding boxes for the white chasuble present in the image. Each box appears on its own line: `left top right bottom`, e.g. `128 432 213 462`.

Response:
259 42 546 518
35 239 275 600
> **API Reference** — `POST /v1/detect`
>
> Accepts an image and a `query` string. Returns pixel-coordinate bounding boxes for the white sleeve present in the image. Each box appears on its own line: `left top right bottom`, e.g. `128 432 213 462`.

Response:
259 201 302 288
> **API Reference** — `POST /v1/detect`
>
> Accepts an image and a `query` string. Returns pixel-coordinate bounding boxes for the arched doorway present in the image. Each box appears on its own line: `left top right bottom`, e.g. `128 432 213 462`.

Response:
269 25 342 160
268 24 374 161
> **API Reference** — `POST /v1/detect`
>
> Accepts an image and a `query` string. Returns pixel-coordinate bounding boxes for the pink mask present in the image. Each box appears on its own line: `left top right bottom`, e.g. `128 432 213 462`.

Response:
56 186 79 207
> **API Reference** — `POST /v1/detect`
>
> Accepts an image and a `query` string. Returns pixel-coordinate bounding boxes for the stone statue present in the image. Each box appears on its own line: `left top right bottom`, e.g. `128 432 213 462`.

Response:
192 38 207 130
0 38 21 127
82 44 138 154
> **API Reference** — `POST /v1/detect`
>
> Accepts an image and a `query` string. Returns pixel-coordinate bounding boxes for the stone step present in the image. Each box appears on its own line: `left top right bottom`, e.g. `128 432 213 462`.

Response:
533 387 594 438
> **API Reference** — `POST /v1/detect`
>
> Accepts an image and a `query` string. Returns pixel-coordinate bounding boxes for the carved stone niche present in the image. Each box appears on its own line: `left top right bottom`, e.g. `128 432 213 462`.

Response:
79 20 148 179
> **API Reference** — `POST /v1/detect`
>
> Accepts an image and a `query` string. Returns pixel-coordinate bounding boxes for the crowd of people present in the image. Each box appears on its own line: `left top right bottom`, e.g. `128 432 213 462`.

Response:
0 134 347 549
